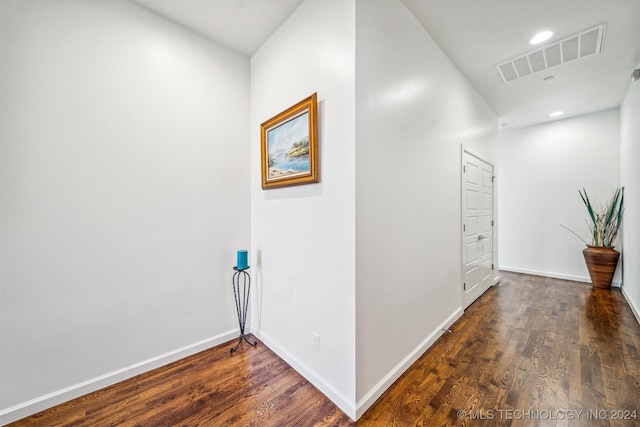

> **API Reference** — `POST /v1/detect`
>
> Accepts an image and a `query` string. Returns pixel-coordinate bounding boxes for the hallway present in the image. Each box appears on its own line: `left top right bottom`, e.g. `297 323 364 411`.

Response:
9 272 640 426
359 272 640 425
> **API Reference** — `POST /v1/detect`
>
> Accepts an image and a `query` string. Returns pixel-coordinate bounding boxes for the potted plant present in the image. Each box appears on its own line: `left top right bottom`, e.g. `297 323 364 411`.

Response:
578 187 624 289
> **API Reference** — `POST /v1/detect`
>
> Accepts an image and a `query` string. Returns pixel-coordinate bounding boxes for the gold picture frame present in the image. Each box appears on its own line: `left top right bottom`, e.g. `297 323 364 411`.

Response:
260 93 319 189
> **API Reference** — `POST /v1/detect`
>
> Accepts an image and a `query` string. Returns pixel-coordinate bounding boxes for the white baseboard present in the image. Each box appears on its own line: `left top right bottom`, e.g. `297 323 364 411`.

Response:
257 332 357 420
355 307 464 419
621 286 640 325
499 266 622 287
0 329 238 426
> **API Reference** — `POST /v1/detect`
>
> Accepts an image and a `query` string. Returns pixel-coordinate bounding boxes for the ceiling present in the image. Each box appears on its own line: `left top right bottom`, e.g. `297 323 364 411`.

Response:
402 0 640 128
136 0 640 129
135 0 304 57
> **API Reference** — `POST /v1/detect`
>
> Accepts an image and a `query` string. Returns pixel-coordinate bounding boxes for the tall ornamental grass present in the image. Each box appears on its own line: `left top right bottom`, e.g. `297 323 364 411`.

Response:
579 187 624 247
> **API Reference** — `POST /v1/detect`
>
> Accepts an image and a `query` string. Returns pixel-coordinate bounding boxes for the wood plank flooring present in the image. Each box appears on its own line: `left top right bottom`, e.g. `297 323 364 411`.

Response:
8 272 640 426
359 272 640 426
6 336 353 427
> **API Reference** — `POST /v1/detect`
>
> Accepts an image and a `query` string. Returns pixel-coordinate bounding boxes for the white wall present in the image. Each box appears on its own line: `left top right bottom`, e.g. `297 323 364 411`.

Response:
0 1 250 423
620 66 640 320
355 0 497 417
250 0 357 418
498 109 621 283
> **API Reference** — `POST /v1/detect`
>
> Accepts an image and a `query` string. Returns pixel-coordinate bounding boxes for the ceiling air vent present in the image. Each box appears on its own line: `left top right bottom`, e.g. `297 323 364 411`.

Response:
494 23 606 83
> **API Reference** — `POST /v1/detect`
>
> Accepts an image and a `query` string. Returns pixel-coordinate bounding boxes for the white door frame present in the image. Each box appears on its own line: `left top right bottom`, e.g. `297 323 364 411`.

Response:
461 147 496 308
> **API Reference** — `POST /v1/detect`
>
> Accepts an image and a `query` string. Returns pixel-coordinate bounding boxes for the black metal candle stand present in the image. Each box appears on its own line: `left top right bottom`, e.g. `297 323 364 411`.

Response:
231 266 257 353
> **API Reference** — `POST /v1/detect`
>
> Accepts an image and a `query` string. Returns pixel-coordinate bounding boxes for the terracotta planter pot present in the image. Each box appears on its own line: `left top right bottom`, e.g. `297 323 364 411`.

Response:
582 245 620 289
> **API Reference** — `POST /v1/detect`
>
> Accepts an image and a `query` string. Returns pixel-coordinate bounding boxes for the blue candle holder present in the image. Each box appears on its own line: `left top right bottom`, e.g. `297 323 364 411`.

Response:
237 250 248 270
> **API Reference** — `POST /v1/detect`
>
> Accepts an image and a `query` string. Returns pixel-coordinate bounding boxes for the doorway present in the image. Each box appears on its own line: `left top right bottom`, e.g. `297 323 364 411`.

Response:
462 150 495 308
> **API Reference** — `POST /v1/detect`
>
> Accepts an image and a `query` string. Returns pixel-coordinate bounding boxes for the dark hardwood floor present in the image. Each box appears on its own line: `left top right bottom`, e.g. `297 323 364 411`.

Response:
359 272 640 426
8 272 640 426
6 334 353 427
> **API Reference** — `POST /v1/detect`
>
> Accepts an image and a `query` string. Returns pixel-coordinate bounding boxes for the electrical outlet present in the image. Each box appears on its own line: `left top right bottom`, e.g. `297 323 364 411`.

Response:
312 333 320 352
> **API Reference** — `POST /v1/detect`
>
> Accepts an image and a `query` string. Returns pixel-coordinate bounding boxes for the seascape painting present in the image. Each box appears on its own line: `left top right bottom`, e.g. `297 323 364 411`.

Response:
266 111 310 180
260 93 318 189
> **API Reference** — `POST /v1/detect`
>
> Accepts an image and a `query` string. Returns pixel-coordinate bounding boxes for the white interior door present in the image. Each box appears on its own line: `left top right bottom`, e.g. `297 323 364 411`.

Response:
462 151 494 308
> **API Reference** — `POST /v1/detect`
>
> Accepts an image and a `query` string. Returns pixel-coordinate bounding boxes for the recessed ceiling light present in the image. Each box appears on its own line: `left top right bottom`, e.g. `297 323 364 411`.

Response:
550 111 564 117
530 31 553 45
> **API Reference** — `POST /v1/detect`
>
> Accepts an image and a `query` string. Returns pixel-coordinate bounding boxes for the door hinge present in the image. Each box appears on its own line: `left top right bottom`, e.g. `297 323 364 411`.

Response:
492 175 496 183
463 165 466 173
492 263 494 270
463 224 466 232
491 220 494 226
463 282 466 290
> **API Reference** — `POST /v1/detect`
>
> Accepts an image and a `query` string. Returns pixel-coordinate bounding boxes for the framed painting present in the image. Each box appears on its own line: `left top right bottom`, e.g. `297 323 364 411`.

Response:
260 93 319 189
